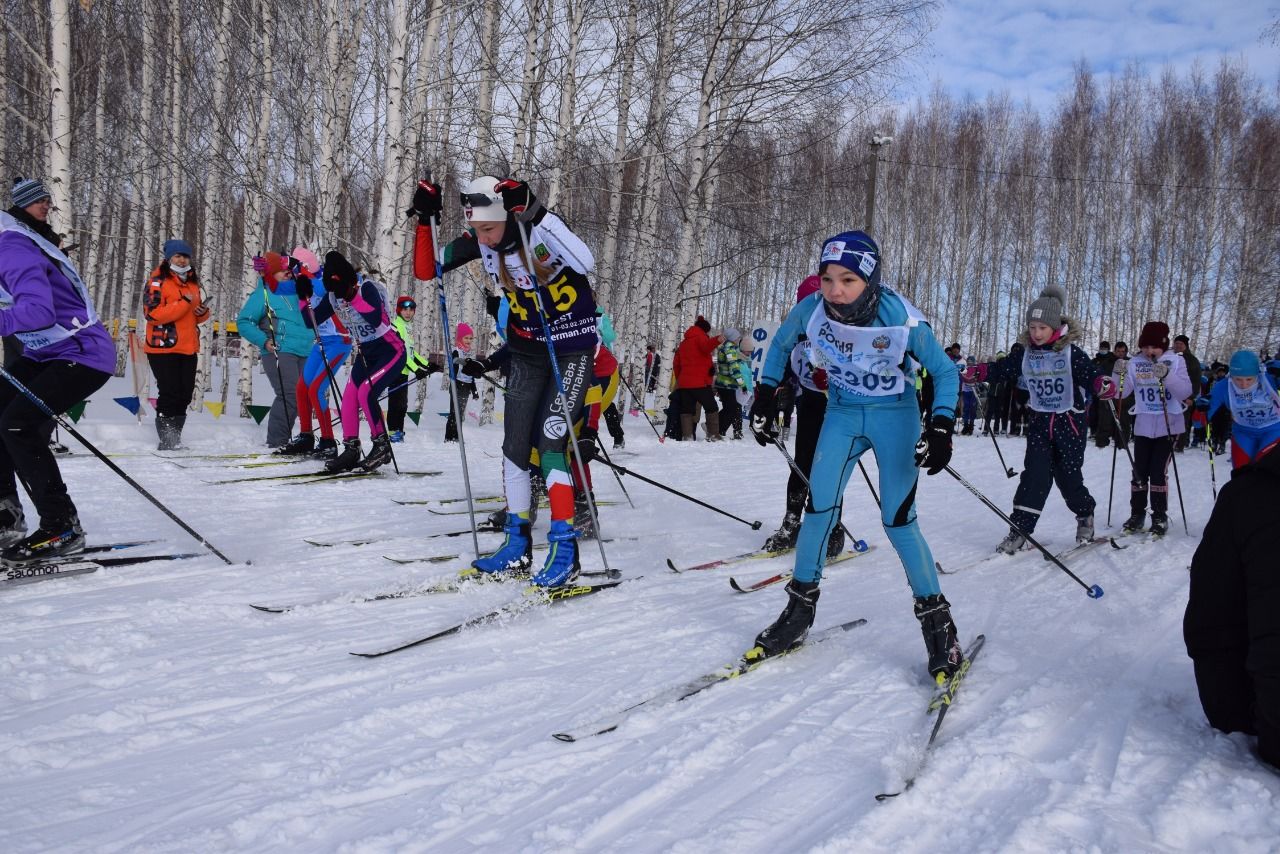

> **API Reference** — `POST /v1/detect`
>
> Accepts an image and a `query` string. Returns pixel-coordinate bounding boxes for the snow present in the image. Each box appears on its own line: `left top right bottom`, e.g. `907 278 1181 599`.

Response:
2 370 1277 853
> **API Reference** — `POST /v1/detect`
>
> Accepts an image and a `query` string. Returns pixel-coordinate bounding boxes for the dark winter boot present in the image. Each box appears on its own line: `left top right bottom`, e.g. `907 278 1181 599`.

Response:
915 594 963 682
276 433 316 456
0 497 27 547
705 410 721 441
361 433 394 471
311 437 338 460
532 520 581 588
1075 513 1095 544
680 413 696 441
155 415 183 451
764 511 802 552
754 579 820 657
1121 511 1145 533
325 438 362 473
825 523 846 559
1149 513 1169 537
473 513 534 575
2 514 85 565
483 507 507 532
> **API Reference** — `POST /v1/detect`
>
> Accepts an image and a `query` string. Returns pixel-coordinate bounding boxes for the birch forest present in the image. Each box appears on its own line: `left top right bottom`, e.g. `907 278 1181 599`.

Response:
2 0 1278 404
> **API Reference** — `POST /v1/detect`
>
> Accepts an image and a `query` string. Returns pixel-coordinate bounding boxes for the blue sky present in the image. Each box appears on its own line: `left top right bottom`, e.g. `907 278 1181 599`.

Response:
904 0 1279 109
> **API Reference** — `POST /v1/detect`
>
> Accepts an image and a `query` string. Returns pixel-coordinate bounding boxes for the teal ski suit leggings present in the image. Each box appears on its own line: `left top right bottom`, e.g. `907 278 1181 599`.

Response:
793 397 942 597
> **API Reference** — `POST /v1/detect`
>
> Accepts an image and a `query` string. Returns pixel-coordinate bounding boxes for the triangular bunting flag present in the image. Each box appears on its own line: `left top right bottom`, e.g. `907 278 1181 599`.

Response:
148 397 158 409
203 401 225 418
246 404 271 424
113 396 141 415
407 410 421 426
66 400 88 423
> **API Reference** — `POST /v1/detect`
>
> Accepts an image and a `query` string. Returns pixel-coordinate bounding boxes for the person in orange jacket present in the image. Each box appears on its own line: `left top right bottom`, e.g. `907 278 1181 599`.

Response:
143 238 210 449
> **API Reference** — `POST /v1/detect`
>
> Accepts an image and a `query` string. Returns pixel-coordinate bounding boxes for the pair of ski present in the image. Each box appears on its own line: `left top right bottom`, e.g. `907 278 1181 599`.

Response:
251 562 624 613
936 532 1132 576
208 469 442 486
348 575 633 657
551 623 986 803
666 541 873 594
2 540 203 587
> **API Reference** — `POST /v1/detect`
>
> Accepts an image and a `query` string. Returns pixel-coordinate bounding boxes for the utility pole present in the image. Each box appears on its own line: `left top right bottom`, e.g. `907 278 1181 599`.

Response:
865 134 893 236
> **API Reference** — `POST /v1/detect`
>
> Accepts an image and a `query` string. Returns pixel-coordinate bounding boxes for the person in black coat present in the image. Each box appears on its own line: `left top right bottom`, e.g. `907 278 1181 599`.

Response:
1183 440 1280 770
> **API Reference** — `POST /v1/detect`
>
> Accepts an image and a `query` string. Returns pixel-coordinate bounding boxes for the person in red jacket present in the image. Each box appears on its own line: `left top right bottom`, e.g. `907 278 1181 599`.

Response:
142 238 210 449
673 315 723 441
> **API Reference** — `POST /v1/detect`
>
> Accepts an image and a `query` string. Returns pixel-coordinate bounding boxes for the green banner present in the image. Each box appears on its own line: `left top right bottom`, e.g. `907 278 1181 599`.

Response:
407 411 421 426
66 400 88 423
246 404 272 424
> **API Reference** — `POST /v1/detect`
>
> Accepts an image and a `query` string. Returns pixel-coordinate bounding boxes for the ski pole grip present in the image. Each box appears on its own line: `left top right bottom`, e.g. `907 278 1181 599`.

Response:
751 521 763 530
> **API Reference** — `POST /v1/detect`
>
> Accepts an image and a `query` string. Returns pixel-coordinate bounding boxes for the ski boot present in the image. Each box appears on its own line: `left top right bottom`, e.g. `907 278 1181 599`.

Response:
311 437 338 460
155 415 185 451
2 515 84 565
613 437 625 451
388 430 405 444
754 579 820 657
825 524 846 559
573 491 597 540
1121 511 1145 534
1149 513 1169 537
472 513 533 575
0 497 27 547
778 425 791 443
996 528 1026 554
532 520 580 587
275 433 315 456
49 439 71 455
915 593 963 682
1075 513 1095 544
763 511 802 553
325 439 362 473
362 434 394 471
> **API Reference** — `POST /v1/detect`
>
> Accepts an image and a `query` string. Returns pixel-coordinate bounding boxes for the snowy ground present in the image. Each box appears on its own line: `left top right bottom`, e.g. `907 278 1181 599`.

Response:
2 371 1277 854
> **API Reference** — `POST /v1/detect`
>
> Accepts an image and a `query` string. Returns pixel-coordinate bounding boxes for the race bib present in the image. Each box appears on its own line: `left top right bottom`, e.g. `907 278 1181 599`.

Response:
1131 357 1175 416
1022 349 1073 413
1228 378 1280 430
804 309 909 397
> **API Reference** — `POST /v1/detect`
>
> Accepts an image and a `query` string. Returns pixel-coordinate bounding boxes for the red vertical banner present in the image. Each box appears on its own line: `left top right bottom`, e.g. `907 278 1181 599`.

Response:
413 222 436 281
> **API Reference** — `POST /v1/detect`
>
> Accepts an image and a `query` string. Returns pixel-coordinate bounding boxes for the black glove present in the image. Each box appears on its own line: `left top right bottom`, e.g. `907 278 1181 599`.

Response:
324 251 359 301
414 367 430 381
749 384 779 447
406 179 442 223
913 416 954 475
294 274 313 302
575 426 600 463
485 294 502 320
494 178 545 222
460 357 493 378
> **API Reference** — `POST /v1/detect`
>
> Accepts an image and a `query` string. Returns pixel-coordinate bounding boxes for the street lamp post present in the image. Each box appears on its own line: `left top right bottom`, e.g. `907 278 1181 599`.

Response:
866 133 893 236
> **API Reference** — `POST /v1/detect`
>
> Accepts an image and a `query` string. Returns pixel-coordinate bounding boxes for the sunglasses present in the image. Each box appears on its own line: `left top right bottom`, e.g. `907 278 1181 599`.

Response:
460 192 497 208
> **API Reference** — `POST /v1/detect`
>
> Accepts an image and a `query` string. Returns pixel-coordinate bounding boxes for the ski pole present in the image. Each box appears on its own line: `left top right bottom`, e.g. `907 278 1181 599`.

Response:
1157 376 1189 535
944 464 1103 598
514 209 612 573
301 299 347 422
594 440 635 510
859 460 881 510
260 278 294 438
768 436 868 551
618 370 665 443
326 374 430 430
989 428 1016 478
1206 420 1218 501
0 366 236 565
596 457 762 530
426 212 481 560
1106 436 1118 527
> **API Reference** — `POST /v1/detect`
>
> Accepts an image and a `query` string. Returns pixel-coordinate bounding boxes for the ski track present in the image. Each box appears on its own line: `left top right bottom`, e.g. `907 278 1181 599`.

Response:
2 371 1278 852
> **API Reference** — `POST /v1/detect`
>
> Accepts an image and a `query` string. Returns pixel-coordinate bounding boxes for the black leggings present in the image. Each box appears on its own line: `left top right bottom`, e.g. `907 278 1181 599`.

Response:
0 358 110 526
1131 434 1174 515
786 389 829 514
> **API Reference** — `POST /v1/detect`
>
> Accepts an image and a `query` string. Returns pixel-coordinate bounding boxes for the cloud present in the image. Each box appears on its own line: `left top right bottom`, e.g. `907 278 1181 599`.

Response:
899 0 1280 109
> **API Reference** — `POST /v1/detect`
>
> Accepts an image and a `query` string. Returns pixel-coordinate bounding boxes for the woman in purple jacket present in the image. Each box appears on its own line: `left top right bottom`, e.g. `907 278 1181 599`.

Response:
0 178 117 563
